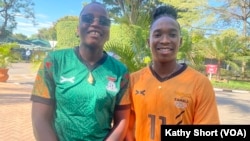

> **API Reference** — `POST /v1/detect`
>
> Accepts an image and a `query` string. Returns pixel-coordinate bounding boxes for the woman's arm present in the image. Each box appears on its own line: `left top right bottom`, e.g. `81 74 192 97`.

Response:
124 110 135 141
32 102 58 141
105 105 130 141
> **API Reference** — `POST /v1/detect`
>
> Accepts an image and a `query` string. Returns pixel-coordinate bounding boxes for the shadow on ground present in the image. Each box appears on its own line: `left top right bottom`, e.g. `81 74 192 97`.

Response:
216 96 250 113
0 94 31 104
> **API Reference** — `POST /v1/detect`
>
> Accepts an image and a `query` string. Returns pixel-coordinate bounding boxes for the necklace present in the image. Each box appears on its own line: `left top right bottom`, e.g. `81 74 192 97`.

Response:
76 46 107 85
88 72 94 84
76 46 95 85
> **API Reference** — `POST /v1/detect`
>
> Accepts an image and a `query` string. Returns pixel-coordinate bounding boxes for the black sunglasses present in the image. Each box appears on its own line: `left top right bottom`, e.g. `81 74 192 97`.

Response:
81 14 111 27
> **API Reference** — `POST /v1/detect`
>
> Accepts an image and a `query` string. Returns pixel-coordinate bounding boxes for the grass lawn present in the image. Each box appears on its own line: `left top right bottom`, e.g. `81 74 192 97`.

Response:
211 80 250 91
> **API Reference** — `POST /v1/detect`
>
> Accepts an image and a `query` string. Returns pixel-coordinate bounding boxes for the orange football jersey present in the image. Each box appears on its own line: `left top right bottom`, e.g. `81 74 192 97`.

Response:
127 64 220 141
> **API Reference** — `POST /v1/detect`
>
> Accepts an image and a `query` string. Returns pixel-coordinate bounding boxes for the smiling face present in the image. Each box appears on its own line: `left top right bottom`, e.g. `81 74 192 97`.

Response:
78 3 110 49
148 16 182 63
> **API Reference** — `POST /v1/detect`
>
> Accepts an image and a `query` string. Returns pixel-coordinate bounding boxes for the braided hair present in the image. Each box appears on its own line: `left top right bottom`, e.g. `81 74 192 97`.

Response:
150 5 179 29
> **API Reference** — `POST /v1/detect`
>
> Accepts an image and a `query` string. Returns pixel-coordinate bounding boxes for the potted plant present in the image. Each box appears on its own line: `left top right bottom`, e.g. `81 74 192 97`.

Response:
0 43 14 82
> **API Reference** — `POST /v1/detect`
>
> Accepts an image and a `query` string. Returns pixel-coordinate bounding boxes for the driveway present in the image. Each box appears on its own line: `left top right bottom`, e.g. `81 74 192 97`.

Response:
0 63 249 141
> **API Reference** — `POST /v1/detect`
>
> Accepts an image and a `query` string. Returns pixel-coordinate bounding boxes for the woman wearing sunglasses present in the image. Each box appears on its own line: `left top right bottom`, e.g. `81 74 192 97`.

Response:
31 2 130 141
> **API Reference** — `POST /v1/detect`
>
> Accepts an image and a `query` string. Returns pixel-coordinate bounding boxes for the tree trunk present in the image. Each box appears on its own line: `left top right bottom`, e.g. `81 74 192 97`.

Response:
216 60 221 80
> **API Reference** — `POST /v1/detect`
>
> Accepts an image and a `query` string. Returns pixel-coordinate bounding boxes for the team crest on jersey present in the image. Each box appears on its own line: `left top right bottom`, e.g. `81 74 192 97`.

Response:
174 98 188 109
106 77 118 92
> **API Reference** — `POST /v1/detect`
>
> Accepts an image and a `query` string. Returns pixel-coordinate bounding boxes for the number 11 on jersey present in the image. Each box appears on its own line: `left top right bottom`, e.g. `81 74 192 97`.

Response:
148 114 166 140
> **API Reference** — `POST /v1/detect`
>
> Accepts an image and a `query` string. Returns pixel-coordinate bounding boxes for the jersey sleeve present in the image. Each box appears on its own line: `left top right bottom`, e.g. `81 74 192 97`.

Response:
30 53 56 105
115 72 131 106
193 76 220 124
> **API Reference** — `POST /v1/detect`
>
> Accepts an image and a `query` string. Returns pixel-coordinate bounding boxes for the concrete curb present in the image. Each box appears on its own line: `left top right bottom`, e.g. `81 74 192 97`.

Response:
214 88 250 94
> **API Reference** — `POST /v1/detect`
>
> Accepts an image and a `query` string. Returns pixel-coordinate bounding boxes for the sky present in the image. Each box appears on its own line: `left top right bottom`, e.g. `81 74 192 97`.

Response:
13 0 92 37
13 0 223 37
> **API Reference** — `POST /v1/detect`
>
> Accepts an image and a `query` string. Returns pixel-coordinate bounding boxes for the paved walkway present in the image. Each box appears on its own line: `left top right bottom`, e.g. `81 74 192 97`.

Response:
0 63 36 141
0 63 249 141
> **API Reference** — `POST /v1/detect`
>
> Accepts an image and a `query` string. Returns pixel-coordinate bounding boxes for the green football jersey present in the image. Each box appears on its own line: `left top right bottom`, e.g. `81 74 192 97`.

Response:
31 47 130 141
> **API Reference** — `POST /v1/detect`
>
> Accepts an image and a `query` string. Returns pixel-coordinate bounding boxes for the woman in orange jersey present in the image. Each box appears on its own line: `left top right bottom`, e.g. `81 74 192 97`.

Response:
125 4 220 141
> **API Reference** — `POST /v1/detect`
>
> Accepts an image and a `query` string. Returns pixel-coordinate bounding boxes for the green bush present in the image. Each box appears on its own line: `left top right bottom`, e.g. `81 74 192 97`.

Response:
56 21 79 48
0 43 18 68
211 80 250 91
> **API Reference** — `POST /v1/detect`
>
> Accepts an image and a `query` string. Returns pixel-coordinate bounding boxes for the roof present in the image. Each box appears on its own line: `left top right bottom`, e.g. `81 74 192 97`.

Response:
0 37 32 45
1 37 52 50
27 39 51 47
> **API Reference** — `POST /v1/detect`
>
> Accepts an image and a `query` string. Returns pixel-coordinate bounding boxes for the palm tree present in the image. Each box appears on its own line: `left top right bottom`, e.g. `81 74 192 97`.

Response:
105 25 150 72
102 0 162 72
200 36 242 80
103 0 162 27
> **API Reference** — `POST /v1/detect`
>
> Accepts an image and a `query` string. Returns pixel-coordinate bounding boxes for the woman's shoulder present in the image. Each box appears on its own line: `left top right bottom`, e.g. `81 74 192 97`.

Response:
185 66 210 82
49 47 74 56
131 67 150 77
106 54 128 70
47 48 75 61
